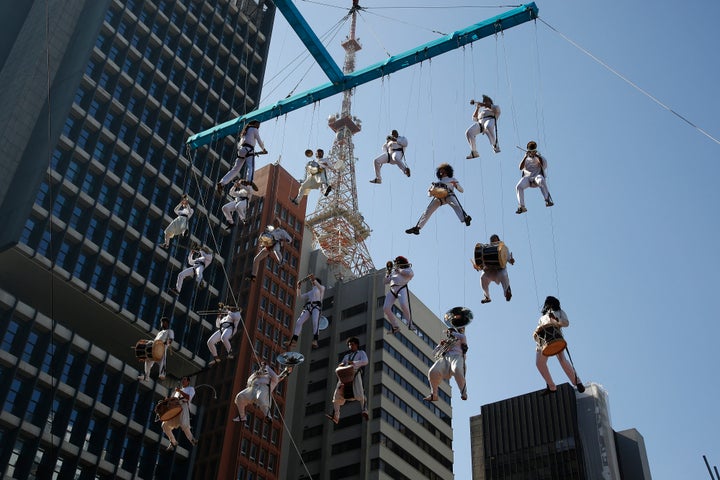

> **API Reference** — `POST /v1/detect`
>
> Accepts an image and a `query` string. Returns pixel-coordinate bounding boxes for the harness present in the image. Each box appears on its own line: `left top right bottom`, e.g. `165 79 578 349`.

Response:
390 283 409 298
303 300 322 312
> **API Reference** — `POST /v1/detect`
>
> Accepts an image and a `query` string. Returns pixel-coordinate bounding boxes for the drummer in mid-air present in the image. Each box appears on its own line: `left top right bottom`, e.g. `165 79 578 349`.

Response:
326 337 369 424
473 234 515 304
138 317 174 382
247 218 292 281
161 376 199 451
291 149 333 205
285 273 325 350
405 163 471 235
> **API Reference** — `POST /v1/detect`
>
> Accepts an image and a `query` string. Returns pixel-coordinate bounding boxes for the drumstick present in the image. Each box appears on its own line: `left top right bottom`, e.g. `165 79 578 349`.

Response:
470 259 482 271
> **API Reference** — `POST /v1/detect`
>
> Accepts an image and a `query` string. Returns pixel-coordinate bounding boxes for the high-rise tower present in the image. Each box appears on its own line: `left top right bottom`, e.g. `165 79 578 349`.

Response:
305 1 375 280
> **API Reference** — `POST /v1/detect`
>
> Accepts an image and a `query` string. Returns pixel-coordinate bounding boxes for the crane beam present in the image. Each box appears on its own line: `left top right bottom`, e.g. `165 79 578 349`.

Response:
187 2 538 148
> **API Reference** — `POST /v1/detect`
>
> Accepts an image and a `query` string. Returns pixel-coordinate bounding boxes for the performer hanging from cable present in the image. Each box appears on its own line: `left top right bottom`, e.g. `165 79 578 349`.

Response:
425 322 468 402
207 303 243 365
233 361 293 427
382 256 414 334
221 180 252 230
369 129 410 184
405 163 471 235
515 141 553 214
160 195 193 249
247 218 292 281
472 234 516 304
533 296 585 394
291 149 333 205
285 274 325 349
216 119 267 194
170 244 213 295
326 336 369 424
465 95 501 158
161 376 199 451
138 317 175 381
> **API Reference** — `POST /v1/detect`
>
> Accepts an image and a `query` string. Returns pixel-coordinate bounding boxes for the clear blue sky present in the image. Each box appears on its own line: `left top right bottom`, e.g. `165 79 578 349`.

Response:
248 1 719 478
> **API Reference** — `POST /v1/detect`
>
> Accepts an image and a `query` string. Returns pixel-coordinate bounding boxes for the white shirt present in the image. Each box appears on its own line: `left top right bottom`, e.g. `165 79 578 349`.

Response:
384 136 408 152
173 203 194 219
189 250 213 267
537 308 569 329
248 365 281 392
520 153 548 178
435 175 464 194
445 331 468 357
154 328 175 345
216 310 242 330
341 349 369 371
473 104 501 122
229 185 251 200
173 385 195 403
269 227 292 244
239 126 265 150
385 266 414 288
301 281 326 304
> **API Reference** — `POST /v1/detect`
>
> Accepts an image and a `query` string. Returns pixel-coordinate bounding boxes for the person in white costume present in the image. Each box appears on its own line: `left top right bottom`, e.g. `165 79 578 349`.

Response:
162 376 199 451
233 362 292 426
425 323 468 402
217 120 267 194
170 244 213 295
138 317 174 381
326 337 369 424
285 274 326 349
515 141 553 214
247 218 292 280
465 95 501 158
207 304 243 365
382 256 414 334
160 195 193 249
291 149 333 205
369 130 410 184
473 234 515 304
221 180 252 229
405 163 471 235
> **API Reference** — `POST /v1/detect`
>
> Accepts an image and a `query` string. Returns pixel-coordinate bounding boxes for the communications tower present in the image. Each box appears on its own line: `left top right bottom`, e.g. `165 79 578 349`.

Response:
305 0 375 279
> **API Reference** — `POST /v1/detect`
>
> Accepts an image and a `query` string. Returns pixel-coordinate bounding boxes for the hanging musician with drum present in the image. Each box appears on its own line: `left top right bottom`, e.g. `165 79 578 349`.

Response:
291 148 333 205
135 316 174 382
169 244 214 296
207 303 243 365
233 355 299 427
216 119 267 195
221 179 253 231
405 163 471 235
465 95 501 159
326 336 369 424
157 376 199 451
382 256 414 334
472 234 516 304
160 194 193 249
247 218 293 281
285 273 325 349
533 296 585 394
515 140 554 214
425 307 471 402
369 129 410 184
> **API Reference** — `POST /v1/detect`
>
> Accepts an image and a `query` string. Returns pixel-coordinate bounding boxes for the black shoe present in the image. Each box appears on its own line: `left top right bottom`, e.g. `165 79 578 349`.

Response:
576 382 585 393
505 286 512 301
324 185 332 196
405 227 420 235
290 197 299 205
464 215 472 226
245 274 256 282
481 297 491 304
216 182 224 195
542 385 557 395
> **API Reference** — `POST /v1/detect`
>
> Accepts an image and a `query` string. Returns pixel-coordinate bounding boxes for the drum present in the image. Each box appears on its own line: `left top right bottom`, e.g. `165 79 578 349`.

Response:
336 365 355 385
533 324 567 357
428 182 450 199
474 243 508 269
155 397 183 422
135 340 165 361
306 161 323 175
259 233 275 248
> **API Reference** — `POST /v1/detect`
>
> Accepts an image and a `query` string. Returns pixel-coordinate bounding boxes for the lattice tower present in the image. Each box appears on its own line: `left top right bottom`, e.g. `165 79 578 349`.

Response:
306 0 375 280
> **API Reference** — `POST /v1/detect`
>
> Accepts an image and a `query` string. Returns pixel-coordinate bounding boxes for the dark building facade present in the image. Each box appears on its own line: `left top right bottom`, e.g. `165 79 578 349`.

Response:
0 0 276 478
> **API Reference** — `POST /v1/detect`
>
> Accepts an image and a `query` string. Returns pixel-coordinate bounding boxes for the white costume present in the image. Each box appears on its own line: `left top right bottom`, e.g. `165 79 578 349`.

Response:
383 265 414 331
478 241 514 303
516 151 552 210
207 310 242 360
466 101 501 157
220 124 265 186
534 309 579 390
292 155 332 203
371 135 410 183
427 330 467 400
412 176 471 231
142 326 174 380
161 383 197 447
234 364 282 422
250 226 292 276
221 184 251 226
293 278 326 337
163 202 193 246
330 348 369 421
174 248 213 292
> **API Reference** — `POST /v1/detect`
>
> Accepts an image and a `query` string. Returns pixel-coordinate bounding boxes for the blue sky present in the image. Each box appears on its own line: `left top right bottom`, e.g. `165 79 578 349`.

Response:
244 1 719 478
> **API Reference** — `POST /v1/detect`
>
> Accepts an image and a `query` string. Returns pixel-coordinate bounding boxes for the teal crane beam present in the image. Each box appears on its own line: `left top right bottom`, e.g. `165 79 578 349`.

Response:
187 2 538 148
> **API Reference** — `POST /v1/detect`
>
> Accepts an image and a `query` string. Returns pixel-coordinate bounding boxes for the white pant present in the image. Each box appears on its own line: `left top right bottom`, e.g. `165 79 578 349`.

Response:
235 384 271 420
383 286 411 329
293 173 328 201
428 354 466 397
331 374 366 419
162 403 194 445
373 150 407 181
416 195 467 229
144 350 168 378
293 304 320 336
516 175 550 207
207 327 233 357
481 268 510 300
251 245 282 276
220 147 255 185
466 118 498 153
176 263 206 291
221 198 248 224
164 216 189 244
536 350 579 390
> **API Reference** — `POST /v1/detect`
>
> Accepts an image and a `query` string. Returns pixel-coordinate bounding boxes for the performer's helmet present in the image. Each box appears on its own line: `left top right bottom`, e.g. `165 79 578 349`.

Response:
305 149 313 157
526 141 538 151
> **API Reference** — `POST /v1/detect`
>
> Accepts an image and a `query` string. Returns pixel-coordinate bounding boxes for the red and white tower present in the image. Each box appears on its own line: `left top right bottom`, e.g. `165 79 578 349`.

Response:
305 0 375 279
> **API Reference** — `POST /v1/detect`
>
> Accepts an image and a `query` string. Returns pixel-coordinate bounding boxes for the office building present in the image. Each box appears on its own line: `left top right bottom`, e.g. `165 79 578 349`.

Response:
470 383 652 480
0 0 275 478
280 253 456 480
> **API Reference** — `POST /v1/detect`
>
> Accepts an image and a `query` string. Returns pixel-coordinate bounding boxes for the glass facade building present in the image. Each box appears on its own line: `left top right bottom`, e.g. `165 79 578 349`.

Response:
0 0 275 478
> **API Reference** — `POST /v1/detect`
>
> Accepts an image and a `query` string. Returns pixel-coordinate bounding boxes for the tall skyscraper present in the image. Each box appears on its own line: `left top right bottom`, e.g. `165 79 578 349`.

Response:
0 0 276 478
470 383 652 480
280 251 456 480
